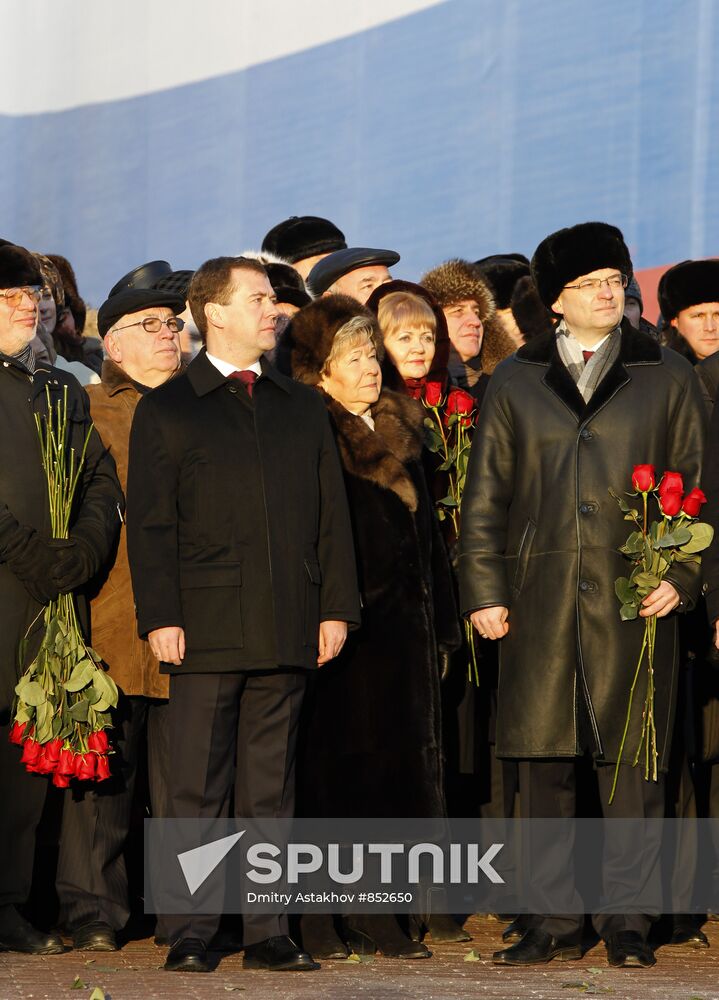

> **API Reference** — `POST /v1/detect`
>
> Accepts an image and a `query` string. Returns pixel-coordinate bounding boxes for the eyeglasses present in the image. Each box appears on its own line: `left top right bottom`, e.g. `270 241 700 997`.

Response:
563 274 628 293
0 286 42 308
112 316 185 334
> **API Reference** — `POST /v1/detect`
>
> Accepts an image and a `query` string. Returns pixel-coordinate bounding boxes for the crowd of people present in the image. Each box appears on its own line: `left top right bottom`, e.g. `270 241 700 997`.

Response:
0 217 718 975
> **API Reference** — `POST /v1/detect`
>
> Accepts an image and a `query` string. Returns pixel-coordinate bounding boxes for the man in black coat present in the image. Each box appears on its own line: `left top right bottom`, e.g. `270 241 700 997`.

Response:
127 255 360 974
0 245 122 954
460 223 705 969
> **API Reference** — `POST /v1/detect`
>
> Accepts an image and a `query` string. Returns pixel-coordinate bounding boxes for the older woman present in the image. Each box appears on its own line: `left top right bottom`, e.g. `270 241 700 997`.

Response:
290 295 461 959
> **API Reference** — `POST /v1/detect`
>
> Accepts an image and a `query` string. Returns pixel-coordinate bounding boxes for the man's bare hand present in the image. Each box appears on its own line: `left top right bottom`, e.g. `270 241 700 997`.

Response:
318 620 348 666
148 626 185 665
714 620 719 651
640 581 680 619
470 606 509 640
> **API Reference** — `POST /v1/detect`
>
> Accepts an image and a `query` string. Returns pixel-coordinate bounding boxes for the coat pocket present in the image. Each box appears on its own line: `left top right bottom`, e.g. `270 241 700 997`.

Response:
304 558 322 648
179 562 243 651
512 519 536 596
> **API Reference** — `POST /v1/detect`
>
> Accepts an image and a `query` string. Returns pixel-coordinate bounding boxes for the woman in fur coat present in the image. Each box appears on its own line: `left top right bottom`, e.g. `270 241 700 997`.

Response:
289 295 461 959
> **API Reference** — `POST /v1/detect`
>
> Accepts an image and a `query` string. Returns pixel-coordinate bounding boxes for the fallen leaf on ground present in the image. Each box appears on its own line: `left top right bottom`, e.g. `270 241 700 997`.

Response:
89 989 106 1000
70 977 86 990
463 949 482 962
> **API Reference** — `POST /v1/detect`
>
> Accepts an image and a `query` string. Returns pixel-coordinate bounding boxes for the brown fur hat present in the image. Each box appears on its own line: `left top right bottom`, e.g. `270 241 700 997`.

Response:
419 259 496 323
288 294 381 386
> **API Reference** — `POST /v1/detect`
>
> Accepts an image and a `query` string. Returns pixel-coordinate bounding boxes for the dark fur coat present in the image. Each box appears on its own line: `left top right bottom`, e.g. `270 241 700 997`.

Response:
298 388 460 818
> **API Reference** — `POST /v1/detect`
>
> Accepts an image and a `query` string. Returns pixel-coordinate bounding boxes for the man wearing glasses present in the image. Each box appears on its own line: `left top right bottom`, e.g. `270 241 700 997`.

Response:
55 284 185 954
0 245 122 955
460 223 705 969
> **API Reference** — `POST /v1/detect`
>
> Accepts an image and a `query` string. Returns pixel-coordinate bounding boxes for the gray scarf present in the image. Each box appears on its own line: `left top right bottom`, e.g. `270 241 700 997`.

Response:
555 321 620 402
11 343 36 374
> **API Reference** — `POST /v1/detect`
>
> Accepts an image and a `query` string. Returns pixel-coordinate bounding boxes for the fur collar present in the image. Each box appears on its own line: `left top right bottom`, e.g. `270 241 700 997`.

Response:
514 319 662 423
321 388 424 512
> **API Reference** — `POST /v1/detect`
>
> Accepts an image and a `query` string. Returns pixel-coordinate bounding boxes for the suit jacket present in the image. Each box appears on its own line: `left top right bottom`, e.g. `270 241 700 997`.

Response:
126 350 360 673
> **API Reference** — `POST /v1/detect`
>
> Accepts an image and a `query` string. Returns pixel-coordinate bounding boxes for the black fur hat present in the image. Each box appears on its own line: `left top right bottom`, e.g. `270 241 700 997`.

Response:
657 259 719 321
261 216 346 264
288 295 379 386
475 254 530 310
531 222 633 311
0 245 43 289
264 262 311 309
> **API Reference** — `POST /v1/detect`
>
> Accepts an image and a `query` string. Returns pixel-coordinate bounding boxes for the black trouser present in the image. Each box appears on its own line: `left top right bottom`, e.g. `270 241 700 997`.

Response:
0 721 49 920
518 758 666 941
56 694 169 930
159 669 307 947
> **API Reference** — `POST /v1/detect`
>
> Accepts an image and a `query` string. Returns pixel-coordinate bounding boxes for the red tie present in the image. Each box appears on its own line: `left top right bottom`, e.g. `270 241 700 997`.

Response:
582 350 594 364
229 369 258 397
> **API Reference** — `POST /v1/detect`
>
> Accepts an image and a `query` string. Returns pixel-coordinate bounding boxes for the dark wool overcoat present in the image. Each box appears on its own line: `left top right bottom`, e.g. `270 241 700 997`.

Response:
299 389 460 818
126 350 361 673
0 355 123 717
459 321 705 769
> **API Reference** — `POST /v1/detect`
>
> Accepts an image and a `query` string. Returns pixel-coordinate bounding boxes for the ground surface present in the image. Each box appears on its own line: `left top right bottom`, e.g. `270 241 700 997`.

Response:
2 915 719 1000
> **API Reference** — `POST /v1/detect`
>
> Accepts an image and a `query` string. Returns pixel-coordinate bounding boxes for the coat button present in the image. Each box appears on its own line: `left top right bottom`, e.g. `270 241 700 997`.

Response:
579 502 597 515
580 428 593 440
579 580 597 592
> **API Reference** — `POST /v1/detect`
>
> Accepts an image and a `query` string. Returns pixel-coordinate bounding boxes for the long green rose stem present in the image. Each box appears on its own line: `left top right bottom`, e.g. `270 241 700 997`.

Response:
609 623 649 804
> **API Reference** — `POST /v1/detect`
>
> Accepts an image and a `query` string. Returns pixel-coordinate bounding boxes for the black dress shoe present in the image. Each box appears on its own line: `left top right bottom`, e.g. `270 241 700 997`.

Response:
493 927 582 965
605 930 656 968
410 913 471 943
164 937 210 973
301 914 349 960
0 914 64 955
243 934 319 971
502 915 531 944
72 921 118 952
670 916 709 948
345 914 431 959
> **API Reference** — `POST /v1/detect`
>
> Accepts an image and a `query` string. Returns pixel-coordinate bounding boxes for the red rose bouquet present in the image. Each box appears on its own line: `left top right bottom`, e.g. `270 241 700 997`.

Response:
608 465 713 802
10 386 116 785
423 383 479 681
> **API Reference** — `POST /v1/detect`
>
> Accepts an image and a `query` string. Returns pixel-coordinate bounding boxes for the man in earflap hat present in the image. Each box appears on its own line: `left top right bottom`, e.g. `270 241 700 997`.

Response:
459 222 705 969
658 261 719 409
420 259 516 408
0 245 122 955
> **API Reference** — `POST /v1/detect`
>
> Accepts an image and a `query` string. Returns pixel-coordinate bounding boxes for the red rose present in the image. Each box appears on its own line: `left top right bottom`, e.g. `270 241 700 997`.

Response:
8 721 27 746
87 730 109 754
446 388 475 416
52 771 71 788
631 464 655 493
57 748 76 775
20 738 41 767
682 488 707 518
95 755 111 782
74 753 97 781
658 471 684 497
424 381 444 407
660 490 684 517
34 749 57 775
44 738 63 767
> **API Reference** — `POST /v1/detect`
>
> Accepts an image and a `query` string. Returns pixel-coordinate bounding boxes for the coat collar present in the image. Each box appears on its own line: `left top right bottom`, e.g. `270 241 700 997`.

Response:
99 357 187 397
186 348 291 397
515 319 662 422
321 388 424 512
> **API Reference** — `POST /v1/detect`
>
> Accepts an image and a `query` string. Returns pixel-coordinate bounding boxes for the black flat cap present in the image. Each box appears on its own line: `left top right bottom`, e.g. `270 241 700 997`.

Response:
262 216 346 263
98 287 186 337
109 260 173 297
307 247 400 296
658 260 719 321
